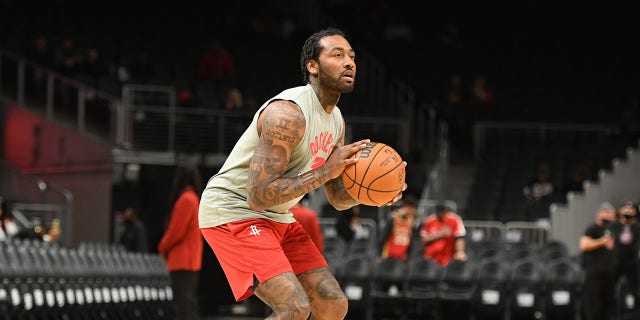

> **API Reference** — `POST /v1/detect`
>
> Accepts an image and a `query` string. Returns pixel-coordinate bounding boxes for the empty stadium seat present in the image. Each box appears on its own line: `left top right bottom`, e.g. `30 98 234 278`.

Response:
338 255 373 320
439 259 477 319
473 257 511 320
370 257 407 319
543 257 583 320
404 257 443 319
509 258 545 320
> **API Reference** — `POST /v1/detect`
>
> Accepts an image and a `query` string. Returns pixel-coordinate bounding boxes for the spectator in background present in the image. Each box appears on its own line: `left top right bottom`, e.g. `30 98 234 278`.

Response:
466 75 495 121
224 87 245 113
158 165 203 320
54 36 79 78
418 203 467 267
612 201 640 311
445 73 464 108
290 194 324 253
523 163 557 219
523 163 555 202
118 207 149 253
78 46 108 85
27 35 54 68
378 194 418 262
197 38 236 109
39 218 61 243
580 201 616 320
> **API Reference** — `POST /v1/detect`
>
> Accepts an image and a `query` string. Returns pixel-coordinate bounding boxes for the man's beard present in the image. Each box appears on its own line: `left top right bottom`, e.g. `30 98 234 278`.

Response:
318 69 355 93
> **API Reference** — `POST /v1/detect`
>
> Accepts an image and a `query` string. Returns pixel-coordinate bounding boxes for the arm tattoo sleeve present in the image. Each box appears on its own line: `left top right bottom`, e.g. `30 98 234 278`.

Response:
247 102 333 211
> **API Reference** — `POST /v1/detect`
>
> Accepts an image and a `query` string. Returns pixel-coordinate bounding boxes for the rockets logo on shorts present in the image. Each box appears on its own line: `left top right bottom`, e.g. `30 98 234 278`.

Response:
249 225 262 236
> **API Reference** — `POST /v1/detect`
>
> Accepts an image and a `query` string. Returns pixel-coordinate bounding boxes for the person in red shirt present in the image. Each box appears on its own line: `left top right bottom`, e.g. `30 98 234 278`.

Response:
379 195 418 261
290 194 324 253
197 38 236 109
418 204 467 266
158 165 203 320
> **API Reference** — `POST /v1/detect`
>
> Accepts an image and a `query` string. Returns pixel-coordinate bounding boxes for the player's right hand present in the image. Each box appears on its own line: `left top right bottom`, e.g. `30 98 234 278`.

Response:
324 139 371 179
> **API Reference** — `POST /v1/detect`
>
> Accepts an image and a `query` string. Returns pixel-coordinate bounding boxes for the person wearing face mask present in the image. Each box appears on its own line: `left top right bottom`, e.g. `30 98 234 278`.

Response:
580 201 617 320
611 201 640 312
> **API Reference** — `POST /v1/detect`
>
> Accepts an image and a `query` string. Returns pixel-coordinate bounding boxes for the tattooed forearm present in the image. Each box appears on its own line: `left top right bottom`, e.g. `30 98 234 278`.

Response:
249 167 332 211
325 177 360 210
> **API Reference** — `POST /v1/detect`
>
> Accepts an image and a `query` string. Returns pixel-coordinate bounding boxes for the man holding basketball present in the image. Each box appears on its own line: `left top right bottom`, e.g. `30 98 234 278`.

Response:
199 27 407 319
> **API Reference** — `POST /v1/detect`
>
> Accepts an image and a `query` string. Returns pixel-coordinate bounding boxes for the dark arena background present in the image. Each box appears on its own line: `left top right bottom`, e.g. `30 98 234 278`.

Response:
1 1 639 319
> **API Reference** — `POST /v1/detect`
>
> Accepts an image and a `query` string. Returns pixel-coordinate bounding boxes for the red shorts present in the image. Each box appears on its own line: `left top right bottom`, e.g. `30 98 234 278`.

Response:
201 218 328 301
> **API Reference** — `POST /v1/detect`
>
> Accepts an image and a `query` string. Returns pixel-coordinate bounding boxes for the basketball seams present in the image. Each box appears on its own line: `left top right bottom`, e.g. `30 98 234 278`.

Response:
357 143 385 199
365 161 404 190
364 162 404 204
342 142 404 206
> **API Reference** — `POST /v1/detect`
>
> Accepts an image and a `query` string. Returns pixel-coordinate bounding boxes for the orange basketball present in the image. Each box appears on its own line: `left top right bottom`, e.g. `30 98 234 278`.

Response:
342 142 406 206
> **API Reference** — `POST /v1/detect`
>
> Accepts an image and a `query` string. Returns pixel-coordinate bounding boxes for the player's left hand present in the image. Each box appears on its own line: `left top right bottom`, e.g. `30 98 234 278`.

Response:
381 162 408 206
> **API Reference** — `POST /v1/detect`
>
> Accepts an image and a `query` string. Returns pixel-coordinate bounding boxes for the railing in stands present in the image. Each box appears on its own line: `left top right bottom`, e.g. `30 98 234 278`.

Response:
1 48 421 164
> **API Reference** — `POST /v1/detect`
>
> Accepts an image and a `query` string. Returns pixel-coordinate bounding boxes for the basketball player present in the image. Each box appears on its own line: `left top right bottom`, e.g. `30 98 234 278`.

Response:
199 28 407 319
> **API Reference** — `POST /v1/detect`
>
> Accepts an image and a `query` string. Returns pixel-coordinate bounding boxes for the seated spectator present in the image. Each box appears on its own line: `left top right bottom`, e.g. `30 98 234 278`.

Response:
523 163 555 202
33 218 62 243
378 194 418 261
418 203 467 266
77 46 108 84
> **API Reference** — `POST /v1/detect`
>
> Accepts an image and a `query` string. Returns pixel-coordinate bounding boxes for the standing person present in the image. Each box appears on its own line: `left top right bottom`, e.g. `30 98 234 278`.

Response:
611 201 640 311
379 194 418 261
418 203 467 267
158 165 203 320
118 207 149 253
290 194 324 253
199 27 407 319
580 202 617 320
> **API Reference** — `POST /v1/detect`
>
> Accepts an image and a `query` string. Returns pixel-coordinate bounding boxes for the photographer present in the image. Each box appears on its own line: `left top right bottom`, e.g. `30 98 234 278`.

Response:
580 202 617 320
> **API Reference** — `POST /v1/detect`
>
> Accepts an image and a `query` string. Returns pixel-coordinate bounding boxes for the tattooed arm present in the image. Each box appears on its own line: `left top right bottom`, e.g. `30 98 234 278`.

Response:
246 100 368 212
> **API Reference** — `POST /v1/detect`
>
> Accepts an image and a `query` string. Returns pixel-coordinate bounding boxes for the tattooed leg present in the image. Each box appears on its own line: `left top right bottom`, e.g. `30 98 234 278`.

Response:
297 267 348 320
254 271 312 320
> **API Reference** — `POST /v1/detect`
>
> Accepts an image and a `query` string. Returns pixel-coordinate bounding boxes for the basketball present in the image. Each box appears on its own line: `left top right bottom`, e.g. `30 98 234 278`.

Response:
342 142 406 206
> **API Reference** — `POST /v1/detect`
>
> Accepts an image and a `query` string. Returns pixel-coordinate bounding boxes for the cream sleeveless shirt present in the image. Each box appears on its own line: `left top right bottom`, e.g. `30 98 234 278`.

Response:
199 84 344 228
